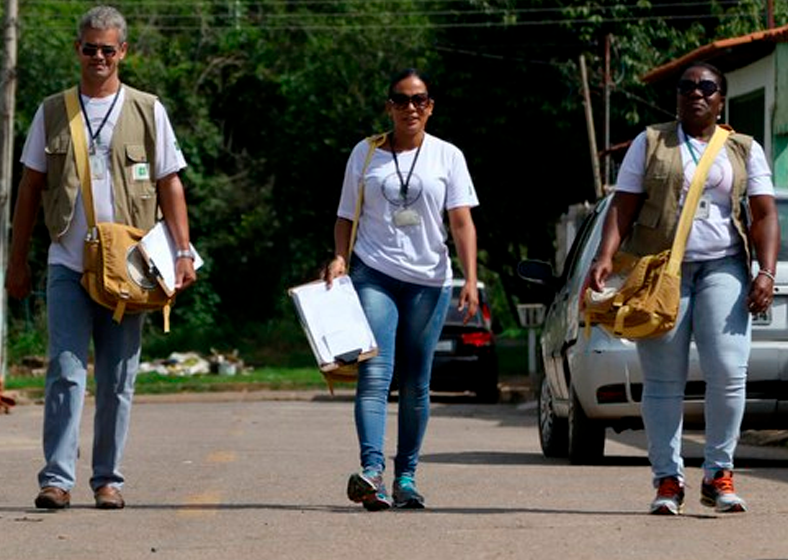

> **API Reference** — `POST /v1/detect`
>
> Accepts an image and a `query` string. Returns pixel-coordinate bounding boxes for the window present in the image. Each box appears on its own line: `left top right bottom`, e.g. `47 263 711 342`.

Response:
728 88 766 147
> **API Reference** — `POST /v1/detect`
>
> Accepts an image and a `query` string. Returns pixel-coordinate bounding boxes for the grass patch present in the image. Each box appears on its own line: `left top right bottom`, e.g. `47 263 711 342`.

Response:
5 366 334 396
132 367 329 394
496 334 530 381
4 326 532 396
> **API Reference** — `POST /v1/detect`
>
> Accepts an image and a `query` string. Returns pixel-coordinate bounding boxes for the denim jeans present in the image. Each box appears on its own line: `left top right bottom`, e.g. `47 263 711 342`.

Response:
40 265 144 492
637 255 750 485
350 257 451 478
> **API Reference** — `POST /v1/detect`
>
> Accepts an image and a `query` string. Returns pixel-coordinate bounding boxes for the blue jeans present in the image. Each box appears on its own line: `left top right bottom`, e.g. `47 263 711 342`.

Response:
637 255 750 485
40 265 144 492
350 257 451 478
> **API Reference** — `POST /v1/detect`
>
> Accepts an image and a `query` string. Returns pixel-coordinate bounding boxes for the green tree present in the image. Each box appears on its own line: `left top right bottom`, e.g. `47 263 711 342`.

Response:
4 0 784 359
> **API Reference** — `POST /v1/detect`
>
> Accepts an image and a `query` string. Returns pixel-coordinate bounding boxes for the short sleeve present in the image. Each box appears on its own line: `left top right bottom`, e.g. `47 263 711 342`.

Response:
614 131 648 194
445 147 478 210
154 100 187 180
20 104 47 173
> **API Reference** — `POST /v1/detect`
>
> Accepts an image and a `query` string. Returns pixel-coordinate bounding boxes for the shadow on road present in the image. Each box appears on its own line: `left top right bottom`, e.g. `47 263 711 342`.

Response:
0 502 718 518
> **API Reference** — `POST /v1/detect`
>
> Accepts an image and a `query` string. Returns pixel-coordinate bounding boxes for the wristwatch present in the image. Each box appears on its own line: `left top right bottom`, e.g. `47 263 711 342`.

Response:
175 248 196 260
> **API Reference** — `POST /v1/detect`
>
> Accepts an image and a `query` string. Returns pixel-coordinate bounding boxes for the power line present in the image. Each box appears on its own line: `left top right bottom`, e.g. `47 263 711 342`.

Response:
19 0 754 23
21 11 762 32
24 0 751 20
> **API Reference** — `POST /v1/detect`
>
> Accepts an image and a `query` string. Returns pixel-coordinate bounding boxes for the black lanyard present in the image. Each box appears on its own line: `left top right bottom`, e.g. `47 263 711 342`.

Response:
391 134 423 202
78 85 122 154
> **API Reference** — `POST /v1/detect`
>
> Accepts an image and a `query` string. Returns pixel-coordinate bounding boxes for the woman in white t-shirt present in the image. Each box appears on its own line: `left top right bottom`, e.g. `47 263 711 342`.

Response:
323 68 480 511
587 62 780 516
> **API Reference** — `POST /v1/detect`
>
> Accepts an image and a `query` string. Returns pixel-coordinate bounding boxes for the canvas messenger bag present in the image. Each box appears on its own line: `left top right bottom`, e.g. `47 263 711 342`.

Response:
63 86 174 332
583 125 731 339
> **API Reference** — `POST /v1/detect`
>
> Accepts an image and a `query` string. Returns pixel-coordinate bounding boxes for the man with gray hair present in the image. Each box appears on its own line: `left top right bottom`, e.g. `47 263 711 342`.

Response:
5 5 196 510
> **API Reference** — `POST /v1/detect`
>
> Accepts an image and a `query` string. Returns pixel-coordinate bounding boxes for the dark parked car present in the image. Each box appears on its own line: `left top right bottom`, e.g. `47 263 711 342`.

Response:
518 191 788 465
427 280 499 402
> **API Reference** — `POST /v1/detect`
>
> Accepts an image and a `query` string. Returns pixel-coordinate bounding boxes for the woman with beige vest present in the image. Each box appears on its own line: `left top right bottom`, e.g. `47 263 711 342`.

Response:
587 62 779 516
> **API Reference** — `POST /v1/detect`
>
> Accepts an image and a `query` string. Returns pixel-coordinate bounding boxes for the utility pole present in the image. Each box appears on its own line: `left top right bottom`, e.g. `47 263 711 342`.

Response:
0 0 18 391
767 0 774 29
579 54 603 201
603 34 611 189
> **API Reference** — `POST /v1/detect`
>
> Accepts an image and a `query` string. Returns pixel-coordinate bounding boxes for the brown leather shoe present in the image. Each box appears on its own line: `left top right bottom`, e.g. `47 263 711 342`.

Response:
94 485 125 510
35 486 71 509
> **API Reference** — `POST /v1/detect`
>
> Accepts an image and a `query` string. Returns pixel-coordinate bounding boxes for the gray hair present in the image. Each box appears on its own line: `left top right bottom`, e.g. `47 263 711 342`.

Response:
78 5 127 44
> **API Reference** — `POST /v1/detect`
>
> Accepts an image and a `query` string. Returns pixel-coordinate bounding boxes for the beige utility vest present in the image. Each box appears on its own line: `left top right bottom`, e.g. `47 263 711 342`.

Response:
622 121 753 263
41 85 159 241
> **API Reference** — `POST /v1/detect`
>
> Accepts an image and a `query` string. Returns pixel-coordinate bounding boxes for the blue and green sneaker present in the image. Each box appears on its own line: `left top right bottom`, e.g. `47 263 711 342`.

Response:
392 475 425 509
347 468 392 511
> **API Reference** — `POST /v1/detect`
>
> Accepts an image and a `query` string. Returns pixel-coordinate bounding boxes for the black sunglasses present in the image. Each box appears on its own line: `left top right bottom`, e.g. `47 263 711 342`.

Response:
80 43 118 58
389 93 431 110
677 79 720 97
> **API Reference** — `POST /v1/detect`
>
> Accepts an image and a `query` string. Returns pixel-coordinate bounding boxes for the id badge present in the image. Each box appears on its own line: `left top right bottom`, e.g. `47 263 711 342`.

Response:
696 194 711 220
394 208 421 227
89 153 107 181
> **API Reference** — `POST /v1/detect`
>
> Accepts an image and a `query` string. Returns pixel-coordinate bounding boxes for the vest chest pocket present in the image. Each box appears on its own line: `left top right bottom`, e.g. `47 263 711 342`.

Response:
125 144 153 186
124 144 157 228
44 134 71 191
635 201 661 229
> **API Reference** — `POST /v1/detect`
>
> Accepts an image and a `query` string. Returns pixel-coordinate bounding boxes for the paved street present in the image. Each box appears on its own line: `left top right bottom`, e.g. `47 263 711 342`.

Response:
1 392 788 559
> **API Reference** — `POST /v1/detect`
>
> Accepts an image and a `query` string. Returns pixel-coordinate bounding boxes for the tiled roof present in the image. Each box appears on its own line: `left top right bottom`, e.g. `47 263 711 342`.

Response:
641 23 788 84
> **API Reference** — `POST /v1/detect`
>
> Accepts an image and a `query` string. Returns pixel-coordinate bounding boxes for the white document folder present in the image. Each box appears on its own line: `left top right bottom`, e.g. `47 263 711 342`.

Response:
138 221 204 296
288 276 378 371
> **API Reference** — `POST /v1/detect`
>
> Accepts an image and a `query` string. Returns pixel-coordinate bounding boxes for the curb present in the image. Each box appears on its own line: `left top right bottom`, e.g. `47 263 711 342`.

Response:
2 380 533 408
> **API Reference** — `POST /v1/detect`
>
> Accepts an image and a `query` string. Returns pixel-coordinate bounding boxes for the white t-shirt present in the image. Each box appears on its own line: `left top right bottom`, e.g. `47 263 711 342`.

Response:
615 124 775 261
337 132 479 286
21 86 187 272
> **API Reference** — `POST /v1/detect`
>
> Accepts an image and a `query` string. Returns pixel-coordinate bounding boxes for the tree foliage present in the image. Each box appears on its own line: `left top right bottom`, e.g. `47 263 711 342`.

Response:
3 0 783 356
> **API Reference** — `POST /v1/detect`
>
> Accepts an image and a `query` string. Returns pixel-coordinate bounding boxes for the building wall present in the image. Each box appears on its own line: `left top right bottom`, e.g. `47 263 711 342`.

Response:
726 51 788 190
727 53 774 158
773 44 788 190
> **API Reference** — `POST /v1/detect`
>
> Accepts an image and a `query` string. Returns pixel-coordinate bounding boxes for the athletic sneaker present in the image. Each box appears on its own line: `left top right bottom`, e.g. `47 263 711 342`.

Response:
650 476 685 515
392 476 425 509
700 470 747 513
347 469 392 511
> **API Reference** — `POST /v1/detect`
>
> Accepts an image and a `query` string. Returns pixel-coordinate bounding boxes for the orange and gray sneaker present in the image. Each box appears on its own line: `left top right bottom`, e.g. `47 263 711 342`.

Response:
700 470 747 513
650 476 685 515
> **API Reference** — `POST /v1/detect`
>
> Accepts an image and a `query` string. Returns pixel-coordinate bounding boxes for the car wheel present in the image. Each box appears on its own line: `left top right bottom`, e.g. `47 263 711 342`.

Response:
537 374 568 458
567 383 606 465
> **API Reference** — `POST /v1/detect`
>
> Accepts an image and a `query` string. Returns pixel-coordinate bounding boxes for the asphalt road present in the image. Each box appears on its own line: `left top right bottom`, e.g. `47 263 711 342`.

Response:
1 391 788 560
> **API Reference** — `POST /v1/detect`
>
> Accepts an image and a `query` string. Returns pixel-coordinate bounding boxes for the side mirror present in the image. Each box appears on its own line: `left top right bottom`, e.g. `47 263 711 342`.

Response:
517 259 555 286
516 259 558 305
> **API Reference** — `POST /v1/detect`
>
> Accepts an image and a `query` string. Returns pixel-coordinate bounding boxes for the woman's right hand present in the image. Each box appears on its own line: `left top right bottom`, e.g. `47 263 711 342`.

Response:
321 255 347 287
587 255 613 293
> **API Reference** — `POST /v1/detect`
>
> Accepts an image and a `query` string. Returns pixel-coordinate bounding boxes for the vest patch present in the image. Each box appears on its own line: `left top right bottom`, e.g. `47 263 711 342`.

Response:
132 162 150 181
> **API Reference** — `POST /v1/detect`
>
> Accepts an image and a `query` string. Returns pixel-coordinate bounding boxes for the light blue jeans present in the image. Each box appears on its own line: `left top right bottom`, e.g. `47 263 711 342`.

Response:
637 255 750 485
40 265 144 492
350 257 451 479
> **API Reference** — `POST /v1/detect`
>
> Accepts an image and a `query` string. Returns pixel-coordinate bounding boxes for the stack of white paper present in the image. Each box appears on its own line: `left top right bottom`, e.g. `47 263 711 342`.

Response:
138 221 204 295
289 276 377 368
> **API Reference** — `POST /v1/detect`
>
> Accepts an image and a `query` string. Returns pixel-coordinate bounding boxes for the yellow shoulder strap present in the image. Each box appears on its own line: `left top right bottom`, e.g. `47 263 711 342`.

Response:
63 87 97 227
347 132 388 272
666 125 730 275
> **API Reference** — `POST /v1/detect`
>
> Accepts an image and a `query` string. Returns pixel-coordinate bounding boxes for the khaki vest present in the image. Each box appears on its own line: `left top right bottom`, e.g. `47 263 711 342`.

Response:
41 85 159 241
622 121 753 262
